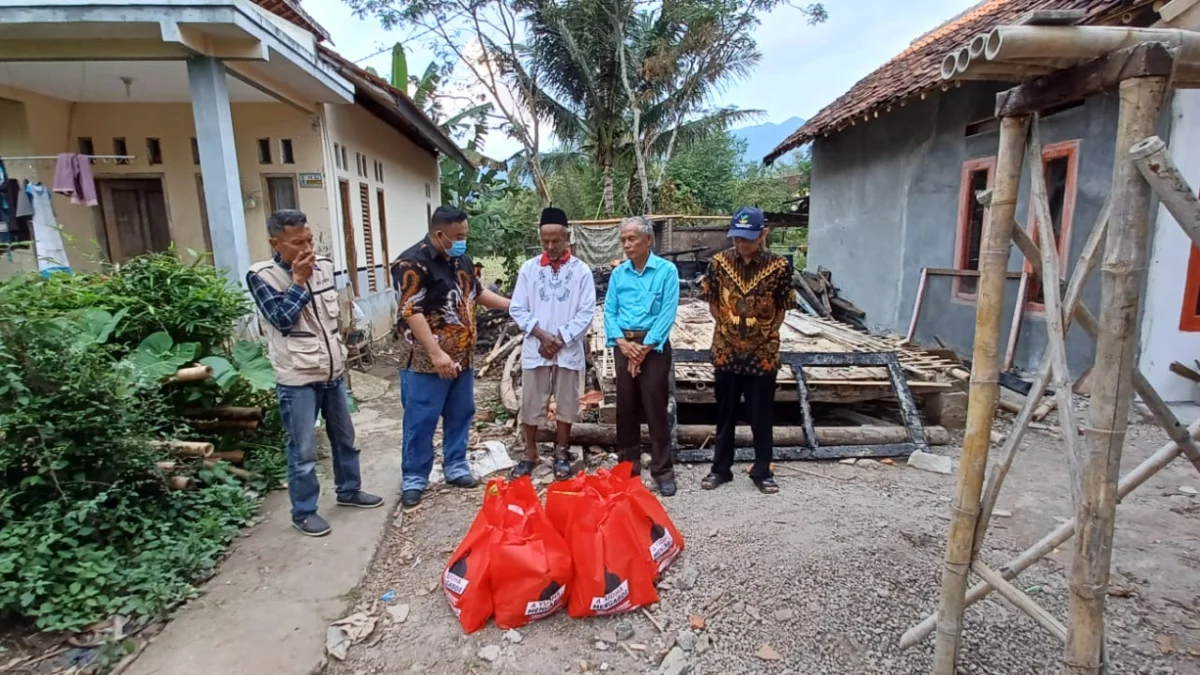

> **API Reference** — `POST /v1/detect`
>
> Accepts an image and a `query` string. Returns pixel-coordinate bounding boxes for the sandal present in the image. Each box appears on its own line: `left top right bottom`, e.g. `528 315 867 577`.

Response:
753 477 780 494
553 454 573 481
701 473 731 490
509 459 535 480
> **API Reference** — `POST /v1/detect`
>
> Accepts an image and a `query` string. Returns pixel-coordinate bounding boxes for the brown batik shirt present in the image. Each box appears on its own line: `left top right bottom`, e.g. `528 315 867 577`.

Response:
699 248 794 375
392 236 482 373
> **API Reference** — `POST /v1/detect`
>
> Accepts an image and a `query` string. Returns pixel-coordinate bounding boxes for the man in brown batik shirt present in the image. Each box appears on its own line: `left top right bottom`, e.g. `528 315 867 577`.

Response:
698 206 793 494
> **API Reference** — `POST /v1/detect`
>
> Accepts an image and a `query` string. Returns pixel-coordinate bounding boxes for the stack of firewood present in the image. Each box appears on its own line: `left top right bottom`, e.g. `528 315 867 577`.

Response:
792 267 867 331
154 366 260 490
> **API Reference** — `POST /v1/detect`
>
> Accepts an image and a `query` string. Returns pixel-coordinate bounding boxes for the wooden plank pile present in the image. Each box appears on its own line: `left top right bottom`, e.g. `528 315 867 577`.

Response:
792 267 868 331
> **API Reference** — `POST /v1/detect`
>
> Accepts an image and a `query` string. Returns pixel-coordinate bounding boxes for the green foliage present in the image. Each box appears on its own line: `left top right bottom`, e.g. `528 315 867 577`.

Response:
0 255 281 632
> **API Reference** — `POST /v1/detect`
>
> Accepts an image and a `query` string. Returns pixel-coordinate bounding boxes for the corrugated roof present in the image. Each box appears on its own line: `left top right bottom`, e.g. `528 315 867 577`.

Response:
763 0 1135 164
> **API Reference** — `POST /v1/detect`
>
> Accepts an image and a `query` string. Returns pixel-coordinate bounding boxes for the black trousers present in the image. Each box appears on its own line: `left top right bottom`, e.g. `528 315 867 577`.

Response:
712 369 776 480
613 342 675 482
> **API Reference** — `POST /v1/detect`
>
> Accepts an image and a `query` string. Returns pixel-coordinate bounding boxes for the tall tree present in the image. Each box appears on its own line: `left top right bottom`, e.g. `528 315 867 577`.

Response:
347 0 555 204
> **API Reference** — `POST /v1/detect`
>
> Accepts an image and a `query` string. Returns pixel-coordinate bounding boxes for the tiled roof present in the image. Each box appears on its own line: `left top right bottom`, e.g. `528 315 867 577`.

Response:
763 0 1135 164
251 0 331 42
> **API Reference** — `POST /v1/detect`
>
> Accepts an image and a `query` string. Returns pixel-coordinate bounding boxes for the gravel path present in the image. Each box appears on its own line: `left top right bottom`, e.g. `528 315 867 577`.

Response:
327 407 1200 675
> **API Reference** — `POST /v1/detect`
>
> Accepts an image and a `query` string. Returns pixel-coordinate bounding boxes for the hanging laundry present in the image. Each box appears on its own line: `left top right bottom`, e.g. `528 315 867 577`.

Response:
26 183 70 275
52 152 98 207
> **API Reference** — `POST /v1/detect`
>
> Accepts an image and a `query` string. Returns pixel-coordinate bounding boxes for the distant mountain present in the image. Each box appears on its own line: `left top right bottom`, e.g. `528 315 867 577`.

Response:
730 116 806 164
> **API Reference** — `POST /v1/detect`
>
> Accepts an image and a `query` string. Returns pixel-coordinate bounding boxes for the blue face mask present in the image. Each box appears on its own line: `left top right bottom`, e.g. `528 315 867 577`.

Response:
438 231 467 257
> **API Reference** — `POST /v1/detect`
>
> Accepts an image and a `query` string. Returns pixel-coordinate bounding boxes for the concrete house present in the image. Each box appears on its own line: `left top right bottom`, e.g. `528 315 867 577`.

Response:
0 0 472 333
764 0 1200 402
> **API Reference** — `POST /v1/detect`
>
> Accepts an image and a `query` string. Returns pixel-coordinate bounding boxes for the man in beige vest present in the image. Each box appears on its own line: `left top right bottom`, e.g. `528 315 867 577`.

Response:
247 209 382 537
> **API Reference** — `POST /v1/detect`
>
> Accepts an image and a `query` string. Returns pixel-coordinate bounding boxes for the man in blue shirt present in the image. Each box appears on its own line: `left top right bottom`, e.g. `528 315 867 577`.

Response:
603 216 681 496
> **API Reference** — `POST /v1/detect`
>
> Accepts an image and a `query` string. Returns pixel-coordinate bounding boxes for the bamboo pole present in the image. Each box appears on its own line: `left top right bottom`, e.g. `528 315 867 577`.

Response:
1067 76 1166 675
1129 135 1200 250
971 197 1108 558
181 407 264 421
932 113 1030 675
900 419 1200 649
173 365 213 382
983 25 1200 63
1008 223 1200 474
1003 272 1030 371
210 450 245 464
1028 118 1084 508
150 440 214 458
540 423 951 447
904 268 929 344
972 560 1068 643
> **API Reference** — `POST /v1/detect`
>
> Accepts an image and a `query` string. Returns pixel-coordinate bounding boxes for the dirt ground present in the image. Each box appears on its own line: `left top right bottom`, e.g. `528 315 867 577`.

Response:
327 376 1200 675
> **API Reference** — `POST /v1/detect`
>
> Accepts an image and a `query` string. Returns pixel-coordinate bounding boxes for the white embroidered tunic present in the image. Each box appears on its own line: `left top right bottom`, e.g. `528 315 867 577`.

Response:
508 255 596 372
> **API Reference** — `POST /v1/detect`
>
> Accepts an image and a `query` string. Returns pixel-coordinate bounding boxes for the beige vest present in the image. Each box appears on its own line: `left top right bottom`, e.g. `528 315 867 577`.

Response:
250 256 347 386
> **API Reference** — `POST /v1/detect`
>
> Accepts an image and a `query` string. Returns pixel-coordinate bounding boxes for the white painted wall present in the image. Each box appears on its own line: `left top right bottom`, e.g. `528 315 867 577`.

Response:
320 101 440 336
1140 88 1200 403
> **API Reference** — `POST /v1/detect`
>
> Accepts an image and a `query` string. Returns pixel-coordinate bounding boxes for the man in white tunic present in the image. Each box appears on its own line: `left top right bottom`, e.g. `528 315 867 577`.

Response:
508 207 596 480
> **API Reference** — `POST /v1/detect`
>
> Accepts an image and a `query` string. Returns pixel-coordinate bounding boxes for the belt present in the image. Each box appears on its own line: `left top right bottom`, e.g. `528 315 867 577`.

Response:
622 330 648 341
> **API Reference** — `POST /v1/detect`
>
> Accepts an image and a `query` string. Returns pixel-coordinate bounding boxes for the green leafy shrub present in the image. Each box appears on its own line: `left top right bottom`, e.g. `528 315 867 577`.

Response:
0 254 281 632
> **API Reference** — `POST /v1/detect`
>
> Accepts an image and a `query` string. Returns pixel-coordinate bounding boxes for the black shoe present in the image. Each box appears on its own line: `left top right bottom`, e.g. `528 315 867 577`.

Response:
447 474 478 488
509 460 535 480
337 491 384 509
401 489 423 508
701 473 731 490
293 513 331 537
553 455 572 481
657 479 677 497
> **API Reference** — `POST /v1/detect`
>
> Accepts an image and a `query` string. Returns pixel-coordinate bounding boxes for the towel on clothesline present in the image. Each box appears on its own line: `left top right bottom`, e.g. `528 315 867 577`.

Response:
53 153 98 207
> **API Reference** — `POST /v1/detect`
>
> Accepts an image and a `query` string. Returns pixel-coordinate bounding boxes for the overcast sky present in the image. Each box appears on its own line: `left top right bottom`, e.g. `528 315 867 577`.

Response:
306 0 978 158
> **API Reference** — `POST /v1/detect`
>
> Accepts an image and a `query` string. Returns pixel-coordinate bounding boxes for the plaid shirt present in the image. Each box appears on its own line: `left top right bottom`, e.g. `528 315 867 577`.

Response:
246 253 311 334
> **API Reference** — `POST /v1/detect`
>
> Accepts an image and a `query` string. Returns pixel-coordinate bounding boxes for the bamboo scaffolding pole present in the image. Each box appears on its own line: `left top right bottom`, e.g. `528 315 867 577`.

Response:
984 25 1200 63
971 560 1068 643
900 419 1200 649
1010 229 1200 475
1067 75 1166 675
1028 119 1084 508
932 113 1030 675
1130 135 1200 250
970 193 1109 559
1003 272 1030 371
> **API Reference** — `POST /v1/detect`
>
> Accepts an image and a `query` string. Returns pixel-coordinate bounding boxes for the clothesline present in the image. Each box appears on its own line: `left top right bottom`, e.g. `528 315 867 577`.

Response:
3 155 135 163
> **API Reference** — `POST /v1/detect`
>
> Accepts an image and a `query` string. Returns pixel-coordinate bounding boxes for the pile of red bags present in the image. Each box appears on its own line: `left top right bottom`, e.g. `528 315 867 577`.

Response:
441 462 685 633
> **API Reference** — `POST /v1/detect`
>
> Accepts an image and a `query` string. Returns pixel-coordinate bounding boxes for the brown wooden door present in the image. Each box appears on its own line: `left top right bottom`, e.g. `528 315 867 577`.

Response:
98 178 170 262
338 179 359 297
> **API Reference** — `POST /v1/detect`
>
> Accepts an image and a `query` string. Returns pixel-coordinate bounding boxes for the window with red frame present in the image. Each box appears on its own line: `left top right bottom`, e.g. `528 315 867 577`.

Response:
1181 245 1200 331
1025 141 1079 309
954 157 995 298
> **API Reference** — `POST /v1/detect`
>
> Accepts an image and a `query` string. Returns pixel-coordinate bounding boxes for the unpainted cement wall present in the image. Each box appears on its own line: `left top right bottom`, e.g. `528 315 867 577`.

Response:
807 82 1148 378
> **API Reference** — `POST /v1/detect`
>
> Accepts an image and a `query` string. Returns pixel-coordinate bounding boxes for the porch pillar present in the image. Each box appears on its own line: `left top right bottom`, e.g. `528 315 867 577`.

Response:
187 55 250 284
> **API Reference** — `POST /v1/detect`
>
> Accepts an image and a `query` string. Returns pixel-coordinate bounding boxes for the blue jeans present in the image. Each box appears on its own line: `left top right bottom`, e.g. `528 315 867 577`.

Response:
399 369 476 491
276 377 363 521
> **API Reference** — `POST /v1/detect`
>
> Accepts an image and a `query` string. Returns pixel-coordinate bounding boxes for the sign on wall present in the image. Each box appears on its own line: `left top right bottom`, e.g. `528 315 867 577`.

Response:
299 172 324 189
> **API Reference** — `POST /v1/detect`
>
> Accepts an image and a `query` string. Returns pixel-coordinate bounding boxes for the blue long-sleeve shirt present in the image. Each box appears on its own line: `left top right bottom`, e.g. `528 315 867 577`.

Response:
246 254 311 334
603 253 680 352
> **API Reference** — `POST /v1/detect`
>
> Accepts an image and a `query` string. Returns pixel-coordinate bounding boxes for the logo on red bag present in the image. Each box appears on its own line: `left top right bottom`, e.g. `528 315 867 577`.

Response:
590 569 632 615
648 520 680 571
525 581 567 618
444 550 471 596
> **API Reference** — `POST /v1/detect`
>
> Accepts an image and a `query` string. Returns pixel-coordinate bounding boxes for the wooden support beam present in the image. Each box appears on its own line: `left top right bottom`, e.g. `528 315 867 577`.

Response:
971 560 1068 643
900 419 1200 650
932 113 1030 675
1130 135 1200 250
1067 75 1167 675
540 422 951 448
995 43 1174 118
